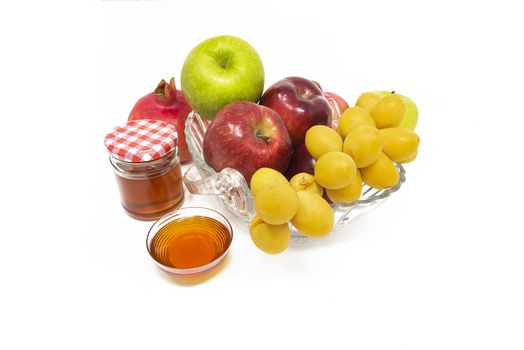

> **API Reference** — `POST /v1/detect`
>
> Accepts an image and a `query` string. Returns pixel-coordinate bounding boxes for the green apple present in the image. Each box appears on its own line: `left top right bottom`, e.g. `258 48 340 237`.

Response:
355 91 418 131
397 94 418 131
180 35 264 120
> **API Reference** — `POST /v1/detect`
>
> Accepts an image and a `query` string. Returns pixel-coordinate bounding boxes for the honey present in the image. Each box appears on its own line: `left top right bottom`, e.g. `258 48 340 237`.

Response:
105 119 185 220
112 154 184 220
149 215 232 269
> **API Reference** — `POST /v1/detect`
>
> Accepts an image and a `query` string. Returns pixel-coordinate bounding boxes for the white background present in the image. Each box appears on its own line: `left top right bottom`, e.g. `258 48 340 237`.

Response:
1 1 523 349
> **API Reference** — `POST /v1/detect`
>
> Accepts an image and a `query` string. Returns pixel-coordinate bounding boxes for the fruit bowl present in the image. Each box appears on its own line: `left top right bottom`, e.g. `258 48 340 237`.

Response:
183 111 405 240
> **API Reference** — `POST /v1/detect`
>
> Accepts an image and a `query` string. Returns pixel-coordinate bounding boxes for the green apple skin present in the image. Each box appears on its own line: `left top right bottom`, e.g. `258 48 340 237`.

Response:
374 91 418 131
181 35 264 120
398 95 418 131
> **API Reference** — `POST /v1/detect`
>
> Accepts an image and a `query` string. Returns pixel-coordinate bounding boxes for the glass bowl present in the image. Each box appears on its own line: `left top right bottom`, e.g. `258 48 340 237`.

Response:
146 207 233 279
183 111 405 240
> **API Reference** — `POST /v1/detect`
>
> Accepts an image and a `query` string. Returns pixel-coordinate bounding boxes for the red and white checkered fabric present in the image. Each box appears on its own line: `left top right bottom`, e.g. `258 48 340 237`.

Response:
104 119 178 162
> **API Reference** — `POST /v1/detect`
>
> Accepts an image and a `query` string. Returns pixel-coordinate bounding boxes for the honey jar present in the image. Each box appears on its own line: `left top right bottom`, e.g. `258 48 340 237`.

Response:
104 119 184 220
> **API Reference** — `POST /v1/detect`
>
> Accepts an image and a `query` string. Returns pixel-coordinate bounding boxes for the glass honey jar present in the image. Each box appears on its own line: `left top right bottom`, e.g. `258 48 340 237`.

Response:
104 119 185 220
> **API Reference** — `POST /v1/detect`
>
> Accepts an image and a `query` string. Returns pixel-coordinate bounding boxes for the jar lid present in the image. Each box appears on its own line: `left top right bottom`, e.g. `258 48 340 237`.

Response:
104 119 177 162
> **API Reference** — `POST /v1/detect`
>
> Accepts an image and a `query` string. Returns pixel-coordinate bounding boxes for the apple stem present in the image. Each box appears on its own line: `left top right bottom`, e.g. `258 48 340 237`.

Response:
255 131 271 143
391 91 396 94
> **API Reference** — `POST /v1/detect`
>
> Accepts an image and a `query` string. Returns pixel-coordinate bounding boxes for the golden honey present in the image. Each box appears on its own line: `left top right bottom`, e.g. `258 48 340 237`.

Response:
149 215 232 270
110 149 184 220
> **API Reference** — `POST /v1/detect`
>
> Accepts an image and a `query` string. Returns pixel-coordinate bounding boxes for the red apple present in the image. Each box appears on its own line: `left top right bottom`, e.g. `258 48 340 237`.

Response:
324 91 350 129
284 143 316 180
259 77 332 146
128 78 192 162
203 101 292 183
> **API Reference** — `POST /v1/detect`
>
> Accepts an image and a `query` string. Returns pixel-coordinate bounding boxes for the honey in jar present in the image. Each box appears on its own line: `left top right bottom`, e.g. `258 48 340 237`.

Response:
105 119 184 220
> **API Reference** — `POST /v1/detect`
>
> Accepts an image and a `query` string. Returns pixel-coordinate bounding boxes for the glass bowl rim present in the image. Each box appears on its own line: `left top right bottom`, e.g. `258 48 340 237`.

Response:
185 110 406 211
146 206 234 275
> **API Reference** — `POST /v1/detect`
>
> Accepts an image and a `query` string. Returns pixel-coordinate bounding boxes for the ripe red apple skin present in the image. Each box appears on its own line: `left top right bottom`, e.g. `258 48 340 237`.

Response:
203 101 292 183
324 91 350 129
259 77 332 146
284 143 316 180
128 78 192 162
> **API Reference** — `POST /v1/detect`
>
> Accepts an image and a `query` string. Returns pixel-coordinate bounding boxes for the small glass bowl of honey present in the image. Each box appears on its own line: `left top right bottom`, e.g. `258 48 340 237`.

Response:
146 207 233 280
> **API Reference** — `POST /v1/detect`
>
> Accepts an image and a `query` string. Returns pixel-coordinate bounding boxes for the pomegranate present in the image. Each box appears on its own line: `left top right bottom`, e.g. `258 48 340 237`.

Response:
128 78 192 162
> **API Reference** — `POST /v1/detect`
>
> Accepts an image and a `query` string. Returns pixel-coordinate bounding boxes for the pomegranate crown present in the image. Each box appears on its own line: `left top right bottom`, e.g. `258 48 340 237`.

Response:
154 77 177 105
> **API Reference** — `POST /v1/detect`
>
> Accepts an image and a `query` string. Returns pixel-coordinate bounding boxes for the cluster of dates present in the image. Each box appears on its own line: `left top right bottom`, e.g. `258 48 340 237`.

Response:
248 92 420 254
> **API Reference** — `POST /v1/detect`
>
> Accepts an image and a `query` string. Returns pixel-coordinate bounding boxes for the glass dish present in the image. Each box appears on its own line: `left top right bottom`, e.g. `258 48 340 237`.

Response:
183 111 405 240
146 207 233 279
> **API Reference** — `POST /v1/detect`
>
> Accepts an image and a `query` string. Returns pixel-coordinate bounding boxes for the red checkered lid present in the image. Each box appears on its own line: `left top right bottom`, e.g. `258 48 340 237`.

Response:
104 119 178 162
